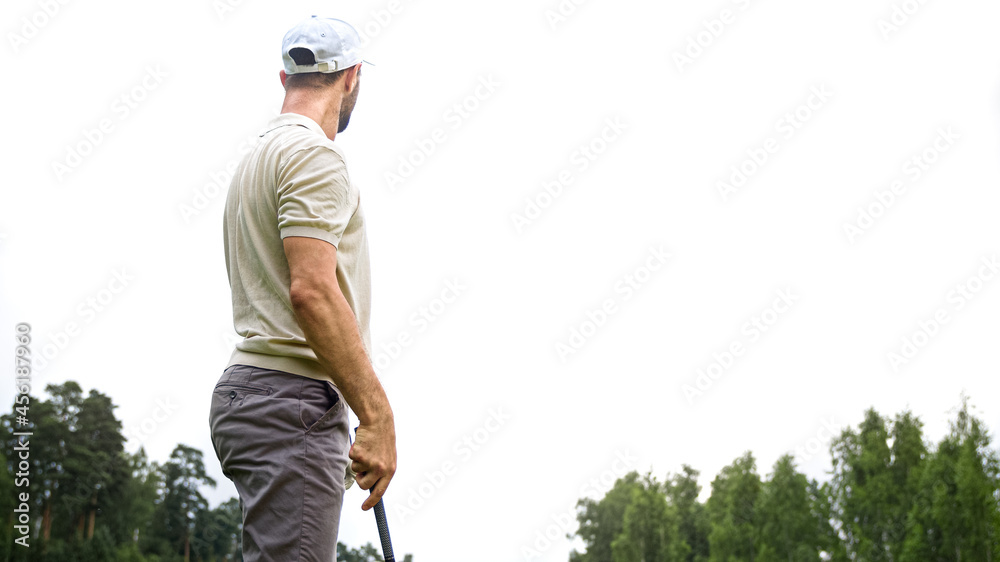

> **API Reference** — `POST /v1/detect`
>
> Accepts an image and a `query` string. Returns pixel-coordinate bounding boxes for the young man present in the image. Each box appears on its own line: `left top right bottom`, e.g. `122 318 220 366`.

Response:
210 16 396 561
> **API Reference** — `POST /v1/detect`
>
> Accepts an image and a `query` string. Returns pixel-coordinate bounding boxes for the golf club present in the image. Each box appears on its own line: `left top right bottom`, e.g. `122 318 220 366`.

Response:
353 425 395 561
374 497 395 562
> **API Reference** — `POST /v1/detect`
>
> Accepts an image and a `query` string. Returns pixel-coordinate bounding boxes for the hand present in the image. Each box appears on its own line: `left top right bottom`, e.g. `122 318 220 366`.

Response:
349 417 397 510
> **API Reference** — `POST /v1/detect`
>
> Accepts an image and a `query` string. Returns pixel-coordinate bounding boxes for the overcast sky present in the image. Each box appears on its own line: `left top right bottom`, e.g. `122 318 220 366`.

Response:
2 0 1000 560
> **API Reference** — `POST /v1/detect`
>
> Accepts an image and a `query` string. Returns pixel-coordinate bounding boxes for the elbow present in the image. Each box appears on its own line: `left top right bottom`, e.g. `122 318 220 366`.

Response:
289 281 321 312
289 277 337 313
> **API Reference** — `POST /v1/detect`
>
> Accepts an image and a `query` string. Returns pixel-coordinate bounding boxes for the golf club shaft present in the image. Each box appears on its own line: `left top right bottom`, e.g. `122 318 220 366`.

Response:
374 497 395 562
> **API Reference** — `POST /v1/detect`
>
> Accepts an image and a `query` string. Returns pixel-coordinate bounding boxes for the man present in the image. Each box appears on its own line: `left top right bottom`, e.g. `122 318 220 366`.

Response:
210 16 396 561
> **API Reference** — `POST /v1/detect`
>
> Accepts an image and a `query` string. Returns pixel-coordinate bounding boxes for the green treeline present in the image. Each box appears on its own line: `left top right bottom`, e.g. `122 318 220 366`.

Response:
0 381 237 562
570 399 1000 562
0 381 400 562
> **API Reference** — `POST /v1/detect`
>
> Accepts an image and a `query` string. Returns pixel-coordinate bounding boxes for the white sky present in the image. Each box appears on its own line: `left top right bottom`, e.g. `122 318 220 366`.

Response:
2 0 1000 560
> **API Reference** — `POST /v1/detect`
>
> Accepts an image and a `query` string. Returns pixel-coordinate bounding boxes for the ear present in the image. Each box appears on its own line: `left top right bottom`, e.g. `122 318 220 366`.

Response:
279 70 288 88
344 64 361 93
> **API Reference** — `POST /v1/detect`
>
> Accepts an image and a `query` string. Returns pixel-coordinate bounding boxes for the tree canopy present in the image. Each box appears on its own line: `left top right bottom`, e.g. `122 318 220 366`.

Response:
571 399 1000 562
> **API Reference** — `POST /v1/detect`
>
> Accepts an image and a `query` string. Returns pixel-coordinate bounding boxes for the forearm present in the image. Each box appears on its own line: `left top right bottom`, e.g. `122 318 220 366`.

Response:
291 284 392 425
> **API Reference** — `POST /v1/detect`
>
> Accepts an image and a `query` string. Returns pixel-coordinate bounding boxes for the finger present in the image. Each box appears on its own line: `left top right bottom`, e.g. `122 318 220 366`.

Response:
355 470 379 491
349 447 370 476
348 445 364 463
362 479 388 511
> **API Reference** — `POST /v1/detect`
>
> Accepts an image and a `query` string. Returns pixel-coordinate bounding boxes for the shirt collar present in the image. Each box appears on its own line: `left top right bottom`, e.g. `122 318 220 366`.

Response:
260 113 325 137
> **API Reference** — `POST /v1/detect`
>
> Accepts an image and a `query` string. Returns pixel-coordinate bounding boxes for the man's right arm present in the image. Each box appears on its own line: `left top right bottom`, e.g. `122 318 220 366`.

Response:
283 235 396 510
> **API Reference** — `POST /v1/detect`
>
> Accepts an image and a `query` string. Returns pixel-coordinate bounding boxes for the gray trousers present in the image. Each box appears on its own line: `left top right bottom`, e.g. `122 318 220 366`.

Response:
209 364 350 561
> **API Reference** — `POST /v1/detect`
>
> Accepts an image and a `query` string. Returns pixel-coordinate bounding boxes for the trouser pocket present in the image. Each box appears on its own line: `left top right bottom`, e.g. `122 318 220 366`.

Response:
213 381 273 407
299 378 343 432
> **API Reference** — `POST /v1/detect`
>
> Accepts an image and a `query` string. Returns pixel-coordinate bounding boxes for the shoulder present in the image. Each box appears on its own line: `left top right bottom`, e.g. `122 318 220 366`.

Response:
262 115 347 166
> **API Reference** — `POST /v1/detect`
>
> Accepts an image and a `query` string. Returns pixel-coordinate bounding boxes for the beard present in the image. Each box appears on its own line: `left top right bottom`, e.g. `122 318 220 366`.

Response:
337 81 360 133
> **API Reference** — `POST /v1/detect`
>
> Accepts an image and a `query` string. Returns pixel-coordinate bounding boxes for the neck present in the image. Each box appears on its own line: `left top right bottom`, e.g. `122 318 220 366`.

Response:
280 91 342 141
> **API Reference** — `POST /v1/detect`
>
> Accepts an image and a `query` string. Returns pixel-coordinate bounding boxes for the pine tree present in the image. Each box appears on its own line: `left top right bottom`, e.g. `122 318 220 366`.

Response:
900 398 1000 561
665 465 710 562
706 451 761 562
149 444 217 561
611 473 687 562
756 455 822 562
829 409 896 561
571 472 642 562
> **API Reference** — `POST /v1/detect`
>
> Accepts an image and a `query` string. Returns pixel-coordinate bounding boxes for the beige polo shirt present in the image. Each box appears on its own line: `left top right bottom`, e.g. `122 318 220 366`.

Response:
223 113 371 382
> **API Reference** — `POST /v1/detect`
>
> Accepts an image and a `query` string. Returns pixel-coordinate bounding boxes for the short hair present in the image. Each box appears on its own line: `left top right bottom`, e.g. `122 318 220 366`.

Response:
285 48 348 90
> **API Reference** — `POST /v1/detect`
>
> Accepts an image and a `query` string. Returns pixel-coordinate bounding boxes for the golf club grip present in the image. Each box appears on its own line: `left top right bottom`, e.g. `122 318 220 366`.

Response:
374 498 395 562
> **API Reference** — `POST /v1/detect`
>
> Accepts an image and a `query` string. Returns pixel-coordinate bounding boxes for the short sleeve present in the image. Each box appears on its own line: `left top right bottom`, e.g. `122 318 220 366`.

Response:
276 146 357 247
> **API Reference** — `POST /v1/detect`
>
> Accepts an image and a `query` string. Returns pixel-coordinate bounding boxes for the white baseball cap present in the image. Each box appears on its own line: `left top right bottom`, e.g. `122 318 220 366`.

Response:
282 16 372 74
